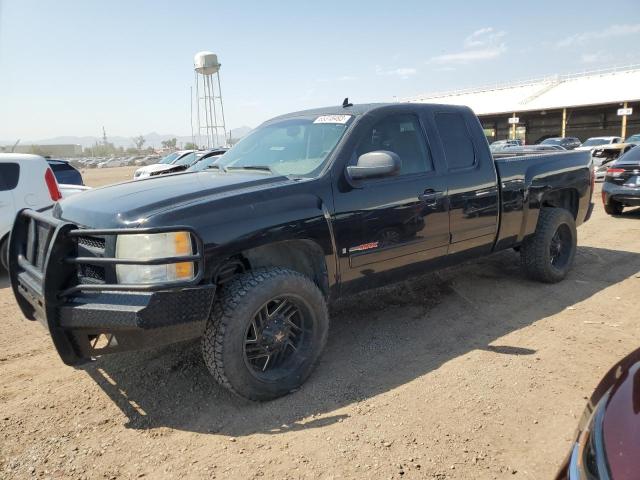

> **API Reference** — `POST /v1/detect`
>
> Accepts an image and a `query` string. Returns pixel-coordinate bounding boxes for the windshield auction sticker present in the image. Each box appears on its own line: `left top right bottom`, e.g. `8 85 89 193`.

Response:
313 115 352 124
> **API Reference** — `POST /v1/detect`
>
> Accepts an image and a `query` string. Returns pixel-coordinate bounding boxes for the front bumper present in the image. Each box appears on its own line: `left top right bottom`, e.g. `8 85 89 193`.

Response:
9 209 214 365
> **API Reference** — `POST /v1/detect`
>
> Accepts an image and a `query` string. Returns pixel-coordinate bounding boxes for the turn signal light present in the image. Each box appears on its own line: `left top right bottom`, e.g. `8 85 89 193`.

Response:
173 231 194 280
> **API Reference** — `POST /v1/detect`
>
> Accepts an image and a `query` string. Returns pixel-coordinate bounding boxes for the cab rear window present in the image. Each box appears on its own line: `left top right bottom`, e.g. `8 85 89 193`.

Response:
0 163 20 191
434 112 476 170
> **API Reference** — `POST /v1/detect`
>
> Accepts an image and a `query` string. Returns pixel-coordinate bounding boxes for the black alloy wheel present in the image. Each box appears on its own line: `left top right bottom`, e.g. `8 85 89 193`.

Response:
243 296 310 377
549 224 572 269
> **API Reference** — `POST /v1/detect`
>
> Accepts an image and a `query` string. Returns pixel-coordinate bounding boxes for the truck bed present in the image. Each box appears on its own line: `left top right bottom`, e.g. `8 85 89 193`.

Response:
492 149 593 251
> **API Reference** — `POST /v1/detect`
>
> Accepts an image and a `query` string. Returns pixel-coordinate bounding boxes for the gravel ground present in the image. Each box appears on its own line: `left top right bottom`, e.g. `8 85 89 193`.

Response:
80 166 139 187
1 172 639 479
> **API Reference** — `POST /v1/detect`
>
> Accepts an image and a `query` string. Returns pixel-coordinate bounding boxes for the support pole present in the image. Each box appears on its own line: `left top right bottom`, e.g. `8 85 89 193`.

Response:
561 108 567 138
511 113 516 140
216 72 228 147
621 101 628 140
190 86 195 148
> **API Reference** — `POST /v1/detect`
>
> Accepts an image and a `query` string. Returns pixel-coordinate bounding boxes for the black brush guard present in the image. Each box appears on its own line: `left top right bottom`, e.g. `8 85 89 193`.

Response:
9 209 216 365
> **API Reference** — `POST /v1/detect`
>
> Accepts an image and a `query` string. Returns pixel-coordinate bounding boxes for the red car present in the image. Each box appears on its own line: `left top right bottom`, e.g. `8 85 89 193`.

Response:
556 347 640 479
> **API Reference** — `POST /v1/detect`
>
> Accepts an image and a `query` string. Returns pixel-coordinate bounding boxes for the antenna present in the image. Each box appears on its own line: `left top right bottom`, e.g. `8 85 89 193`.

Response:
193 52 228 148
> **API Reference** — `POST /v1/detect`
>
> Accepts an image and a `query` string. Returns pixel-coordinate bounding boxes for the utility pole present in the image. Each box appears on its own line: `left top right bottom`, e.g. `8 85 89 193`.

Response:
621 102 629 140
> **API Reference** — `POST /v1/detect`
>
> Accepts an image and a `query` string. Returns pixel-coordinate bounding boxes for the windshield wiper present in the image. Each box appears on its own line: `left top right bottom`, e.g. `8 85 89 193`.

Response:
225 165 274 174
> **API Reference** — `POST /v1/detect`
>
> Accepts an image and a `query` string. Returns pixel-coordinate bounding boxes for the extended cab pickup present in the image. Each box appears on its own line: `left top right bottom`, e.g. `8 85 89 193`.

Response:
9 103 594 400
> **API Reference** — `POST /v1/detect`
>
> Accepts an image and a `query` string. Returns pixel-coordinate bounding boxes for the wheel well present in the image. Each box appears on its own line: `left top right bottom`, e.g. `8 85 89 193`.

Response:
217 240 330 297
0 233 9 270
541 189 579 219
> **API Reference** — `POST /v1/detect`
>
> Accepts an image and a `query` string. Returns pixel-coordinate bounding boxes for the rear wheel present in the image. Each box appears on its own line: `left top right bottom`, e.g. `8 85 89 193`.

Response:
604 200 623 216
0 236 8 272
202 267 329 401
520 208 577 283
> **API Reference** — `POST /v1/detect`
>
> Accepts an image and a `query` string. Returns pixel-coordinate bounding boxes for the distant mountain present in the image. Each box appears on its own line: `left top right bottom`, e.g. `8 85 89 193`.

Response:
0 126 253 149
228 126 252 140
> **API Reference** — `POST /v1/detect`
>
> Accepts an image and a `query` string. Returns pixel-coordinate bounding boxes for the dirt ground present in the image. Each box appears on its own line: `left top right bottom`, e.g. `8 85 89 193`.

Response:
1 169 639 479
80 166 139 187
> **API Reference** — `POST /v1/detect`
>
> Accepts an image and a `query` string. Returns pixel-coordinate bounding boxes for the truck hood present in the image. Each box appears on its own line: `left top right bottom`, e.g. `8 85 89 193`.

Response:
53 171 289 227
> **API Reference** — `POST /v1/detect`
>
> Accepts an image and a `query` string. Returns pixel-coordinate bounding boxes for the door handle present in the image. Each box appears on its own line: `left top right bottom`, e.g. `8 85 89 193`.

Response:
418 189 444 205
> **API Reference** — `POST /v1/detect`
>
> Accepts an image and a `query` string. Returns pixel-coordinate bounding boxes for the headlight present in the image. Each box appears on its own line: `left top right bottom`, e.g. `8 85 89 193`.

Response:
115 232 194 284
568 394 610 480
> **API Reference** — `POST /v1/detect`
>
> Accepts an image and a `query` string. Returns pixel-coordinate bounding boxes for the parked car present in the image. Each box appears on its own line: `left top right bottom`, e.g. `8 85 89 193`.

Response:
555 346 640 480
46 158 84 186
540 137 582 150
592 142 638 168
8 103 594 400
134 155 160 166
138 150 210 178
500 145 566 154
0 153 63 270
489 139 522 153
186 148 229 172
601 145 640 215
575 136 622 152
97 158 128 168
624 133 640 144
132 150 195 179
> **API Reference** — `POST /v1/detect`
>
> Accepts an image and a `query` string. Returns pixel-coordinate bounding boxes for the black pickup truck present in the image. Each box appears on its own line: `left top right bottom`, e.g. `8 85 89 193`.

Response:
9 103 594 400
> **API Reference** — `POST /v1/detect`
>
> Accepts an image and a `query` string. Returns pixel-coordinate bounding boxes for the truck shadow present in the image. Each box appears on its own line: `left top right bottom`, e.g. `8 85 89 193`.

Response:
83 245 640 437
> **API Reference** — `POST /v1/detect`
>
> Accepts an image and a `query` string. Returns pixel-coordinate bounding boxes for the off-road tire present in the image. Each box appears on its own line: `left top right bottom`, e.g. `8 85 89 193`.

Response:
520 208 577 283
604 200 623 216
202 267 329 401
0 236 8 272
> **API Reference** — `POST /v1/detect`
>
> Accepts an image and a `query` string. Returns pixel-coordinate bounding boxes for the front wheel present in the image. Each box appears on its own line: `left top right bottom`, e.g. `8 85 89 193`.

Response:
520 208 577 283
202 267 329 401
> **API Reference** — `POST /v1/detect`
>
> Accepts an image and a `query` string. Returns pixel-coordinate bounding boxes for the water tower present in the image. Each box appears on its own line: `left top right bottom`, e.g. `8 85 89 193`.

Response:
192 51 228 148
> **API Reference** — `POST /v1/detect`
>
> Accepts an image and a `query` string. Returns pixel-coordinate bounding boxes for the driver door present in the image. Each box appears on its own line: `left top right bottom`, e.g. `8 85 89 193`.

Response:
331 111 450 293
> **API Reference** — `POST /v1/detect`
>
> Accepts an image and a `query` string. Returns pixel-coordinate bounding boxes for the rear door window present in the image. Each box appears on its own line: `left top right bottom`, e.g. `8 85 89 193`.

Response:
434 112 476 170
0 163 20 191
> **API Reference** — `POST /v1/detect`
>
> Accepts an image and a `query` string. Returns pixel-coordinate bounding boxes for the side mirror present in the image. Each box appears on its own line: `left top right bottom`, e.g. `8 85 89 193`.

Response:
346 151 401 180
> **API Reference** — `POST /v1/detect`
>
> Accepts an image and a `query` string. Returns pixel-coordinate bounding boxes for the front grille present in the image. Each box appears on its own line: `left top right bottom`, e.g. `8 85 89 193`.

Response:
79 264 106 283
24 220 54 271
78 236 106 250
76 234 107 284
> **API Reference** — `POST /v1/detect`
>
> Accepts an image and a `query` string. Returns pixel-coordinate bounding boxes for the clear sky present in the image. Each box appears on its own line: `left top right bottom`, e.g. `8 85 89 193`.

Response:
1 0 639 140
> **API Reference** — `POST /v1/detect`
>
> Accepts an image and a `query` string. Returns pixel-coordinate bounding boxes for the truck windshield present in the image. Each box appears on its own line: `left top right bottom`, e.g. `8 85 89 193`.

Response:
218 116 352 177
